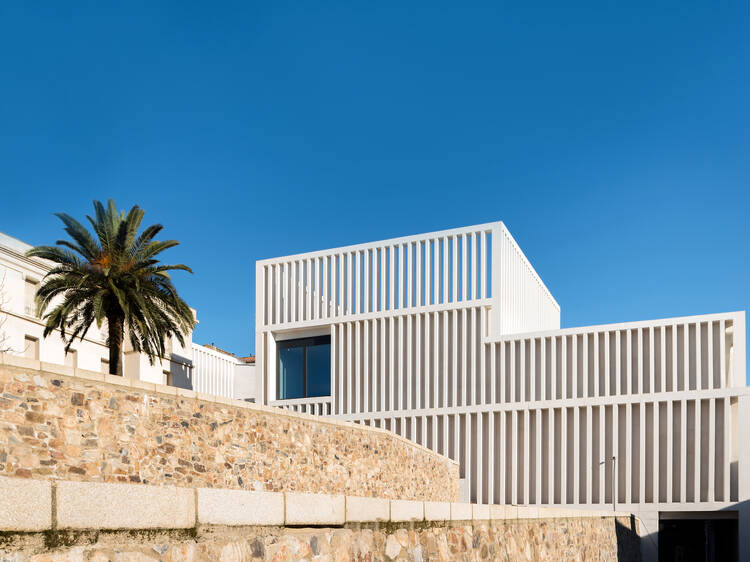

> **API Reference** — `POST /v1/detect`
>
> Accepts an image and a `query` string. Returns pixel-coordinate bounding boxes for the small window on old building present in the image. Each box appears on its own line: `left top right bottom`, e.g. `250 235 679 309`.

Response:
24 279 39 316
24 336 39 360
277 335 331 400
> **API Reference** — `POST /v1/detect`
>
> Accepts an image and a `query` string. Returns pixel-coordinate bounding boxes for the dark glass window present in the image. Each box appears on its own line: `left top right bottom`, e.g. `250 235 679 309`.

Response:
277 336 331 399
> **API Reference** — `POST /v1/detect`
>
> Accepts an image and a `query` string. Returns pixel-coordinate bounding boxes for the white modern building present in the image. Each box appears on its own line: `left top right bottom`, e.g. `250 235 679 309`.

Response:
254 221 748 561
0 231 257 401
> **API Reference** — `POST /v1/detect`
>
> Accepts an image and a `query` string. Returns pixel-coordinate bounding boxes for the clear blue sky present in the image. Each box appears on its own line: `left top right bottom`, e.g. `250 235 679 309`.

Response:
1 2 748 378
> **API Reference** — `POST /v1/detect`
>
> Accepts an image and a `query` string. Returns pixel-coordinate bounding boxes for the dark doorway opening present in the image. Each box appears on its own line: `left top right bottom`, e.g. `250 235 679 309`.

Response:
658 517 737 562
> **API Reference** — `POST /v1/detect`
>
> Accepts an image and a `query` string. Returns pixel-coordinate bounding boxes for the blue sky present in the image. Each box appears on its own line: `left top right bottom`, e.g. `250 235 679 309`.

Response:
0 2 748 377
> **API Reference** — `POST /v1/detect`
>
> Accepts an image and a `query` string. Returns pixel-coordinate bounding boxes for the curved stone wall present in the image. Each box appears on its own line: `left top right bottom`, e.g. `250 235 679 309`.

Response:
0 358 459 501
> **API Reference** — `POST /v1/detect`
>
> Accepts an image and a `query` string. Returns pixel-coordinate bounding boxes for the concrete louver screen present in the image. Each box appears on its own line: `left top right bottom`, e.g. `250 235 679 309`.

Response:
254 222 745 511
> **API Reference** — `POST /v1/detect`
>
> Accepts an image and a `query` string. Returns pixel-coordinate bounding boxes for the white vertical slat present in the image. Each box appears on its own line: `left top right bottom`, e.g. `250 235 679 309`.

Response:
500 411 507 503
424 312 430 410
416 240 422 307
599 405 605 505
667 400 673 503
551 336 557 401
694 398 701 502
451 236 458 303
488 412 495 504
274 264 281 324
708 398 715 502
548 408 554 504
461 233 468 302
364 249 370 314
510 340 516 406
612 404 618 504
604 331 610 397
347 321 354 414
389 316 395 411
476 412 483 503
724 397 731 501
672 324 679 392
443 310 449 408
407 315 413 410
593 332 599 398
442 236 448 304
615 331 621 396
481 231 488 299
707 321 714 390
389 245 395 312
363 320 370 413
680 398 687 502
649 326 655 394
573 406 580 503
660 327 667 393
561 336 567 401
586 405 593 504
683 323 690 392
719 320 726 387
530 338 536 402
561 406 567 504
523 408 530 504
371 318 378 412
461 310 468 406
653 400 660 503
536 408 542 505
380 247 386 313
406 242 412 309
639 401 646 505
355 321 361 413
415 314 421 410
511 409 518 504
433 311 440 410
397 315 404 410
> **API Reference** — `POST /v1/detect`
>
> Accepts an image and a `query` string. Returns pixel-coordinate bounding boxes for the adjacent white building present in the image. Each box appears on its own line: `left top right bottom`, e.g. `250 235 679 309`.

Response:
0 231 257 401
254 221 749 561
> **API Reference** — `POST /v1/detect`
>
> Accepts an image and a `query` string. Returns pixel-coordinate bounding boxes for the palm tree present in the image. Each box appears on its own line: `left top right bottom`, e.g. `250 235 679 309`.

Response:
26 199 194 376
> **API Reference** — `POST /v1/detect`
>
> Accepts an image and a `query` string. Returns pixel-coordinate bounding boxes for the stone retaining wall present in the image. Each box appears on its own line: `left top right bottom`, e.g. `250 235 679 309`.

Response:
0 475 641 561
0 358 458 500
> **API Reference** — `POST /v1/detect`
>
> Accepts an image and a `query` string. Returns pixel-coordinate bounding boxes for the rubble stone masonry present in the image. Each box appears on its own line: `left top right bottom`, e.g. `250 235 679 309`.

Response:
0 359 458 500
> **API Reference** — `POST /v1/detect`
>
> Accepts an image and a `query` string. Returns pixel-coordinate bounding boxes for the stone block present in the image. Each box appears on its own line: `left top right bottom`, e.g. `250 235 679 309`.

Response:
0 476 52 531
57 481 194 529
489 504 509 520
130 379 157 393
517 505 539 519
346 496 389 522
285 492 345 525
472 503 490 521
104 374 131 387
424 501 450 521
450 502 472 521
390 499 424 522
75 369 105 382
198 488 283 526
40 362 75 377
3 354 41 371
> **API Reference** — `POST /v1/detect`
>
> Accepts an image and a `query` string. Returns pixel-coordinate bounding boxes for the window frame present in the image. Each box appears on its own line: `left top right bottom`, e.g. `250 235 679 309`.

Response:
276 335 331 400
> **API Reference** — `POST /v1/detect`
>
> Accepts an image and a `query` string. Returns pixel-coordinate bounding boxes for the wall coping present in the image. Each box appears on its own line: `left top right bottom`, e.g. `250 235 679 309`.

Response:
0 354 458 467
0 475 634 532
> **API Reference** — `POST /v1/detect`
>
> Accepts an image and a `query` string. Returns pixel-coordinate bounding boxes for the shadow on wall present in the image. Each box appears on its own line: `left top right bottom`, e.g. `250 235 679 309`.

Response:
637 501 747 562
168 355 193 390
615 515 642 561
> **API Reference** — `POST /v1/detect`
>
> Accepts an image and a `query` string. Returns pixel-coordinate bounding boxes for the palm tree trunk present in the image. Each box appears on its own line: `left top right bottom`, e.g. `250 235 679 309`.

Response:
107 312 124 376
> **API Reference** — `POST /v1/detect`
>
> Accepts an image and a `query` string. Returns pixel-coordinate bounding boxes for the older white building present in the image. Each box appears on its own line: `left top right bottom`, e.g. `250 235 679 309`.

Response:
255 221 748 561
0 231 257 401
